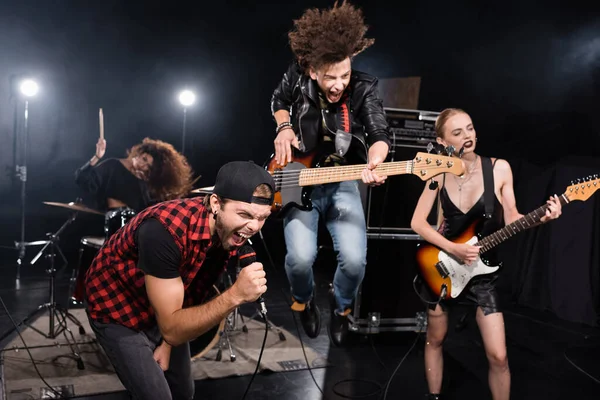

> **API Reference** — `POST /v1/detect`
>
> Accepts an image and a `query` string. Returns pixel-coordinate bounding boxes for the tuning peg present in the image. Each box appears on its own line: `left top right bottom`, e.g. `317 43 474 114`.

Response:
571 180 574 185
429 179 439 190
426 142 434 154
445 145 455 156
594 174 598 179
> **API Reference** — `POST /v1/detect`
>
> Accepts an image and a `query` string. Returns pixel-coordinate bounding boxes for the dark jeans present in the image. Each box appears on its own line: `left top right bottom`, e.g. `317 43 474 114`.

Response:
87 312 194 400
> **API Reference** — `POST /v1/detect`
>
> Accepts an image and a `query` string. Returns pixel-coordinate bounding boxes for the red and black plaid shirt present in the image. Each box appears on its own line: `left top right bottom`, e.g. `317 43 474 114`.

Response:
85 197 229 331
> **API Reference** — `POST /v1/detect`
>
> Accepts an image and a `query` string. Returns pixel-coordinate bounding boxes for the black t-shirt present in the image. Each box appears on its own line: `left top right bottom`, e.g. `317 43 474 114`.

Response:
75 158 153 212
136 218 181 279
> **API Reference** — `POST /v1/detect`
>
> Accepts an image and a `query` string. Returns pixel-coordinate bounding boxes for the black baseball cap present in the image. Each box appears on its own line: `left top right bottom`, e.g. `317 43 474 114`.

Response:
213 161 275 206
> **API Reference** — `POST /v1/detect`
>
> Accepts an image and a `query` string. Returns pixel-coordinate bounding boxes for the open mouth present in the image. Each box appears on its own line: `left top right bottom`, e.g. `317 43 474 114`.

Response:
231 231 251 246
463 140 474 149
328 92 342 102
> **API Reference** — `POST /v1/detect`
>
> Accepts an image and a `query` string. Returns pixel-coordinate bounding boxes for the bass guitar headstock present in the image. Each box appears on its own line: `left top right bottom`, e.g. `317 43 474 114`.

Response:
564 174 600 202
412 152 465 180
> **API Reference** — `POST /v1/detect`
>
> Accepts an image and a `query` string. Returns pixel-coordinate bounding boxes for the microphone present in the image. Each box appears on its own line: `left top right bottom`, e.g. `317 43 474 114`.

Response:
237 244 267 316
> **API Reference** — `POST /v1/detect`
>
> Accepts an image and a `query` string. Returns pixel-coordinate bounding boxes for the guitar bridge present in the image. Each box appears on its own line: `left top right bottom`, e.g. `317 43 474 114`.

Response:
435 261 449 279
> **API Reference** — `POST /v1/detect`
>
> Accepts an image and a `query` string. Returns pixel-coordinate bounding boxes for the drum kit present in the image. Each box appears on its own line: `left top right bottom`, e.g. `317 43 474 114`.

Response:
54 202 139 306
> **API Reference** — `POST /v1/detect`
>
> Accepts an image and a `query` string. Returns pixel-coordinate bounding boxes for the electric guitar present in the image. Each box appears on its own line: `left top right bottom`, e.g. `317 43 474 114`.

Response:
264 144 465 218
415 175 600 300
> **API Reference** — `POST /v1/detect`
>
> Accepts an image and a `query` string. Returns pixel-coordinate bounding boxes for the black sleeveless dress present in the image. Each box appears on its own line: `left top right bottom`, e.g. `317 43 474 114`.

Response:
423 157 504 315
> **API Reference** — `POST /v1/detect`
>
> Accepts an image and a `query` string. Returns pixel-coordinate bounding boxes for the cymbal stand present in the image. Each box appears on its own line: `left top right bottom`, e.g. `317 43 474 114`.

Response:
237 234 286 340
231 237 287 342
8 212 88 369
212 271 238 362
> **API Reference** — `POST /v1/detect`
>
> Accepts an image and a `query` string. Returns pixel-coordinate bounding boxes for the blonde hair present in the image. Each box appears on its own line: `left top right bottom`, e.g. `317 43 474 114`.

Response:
435 108 468 138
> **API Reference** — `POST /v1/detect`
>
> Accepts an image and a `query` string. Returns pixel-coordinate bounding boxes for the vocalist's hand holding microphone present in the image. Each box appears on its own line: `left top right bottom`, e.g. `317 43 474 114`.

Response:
230 244 268 317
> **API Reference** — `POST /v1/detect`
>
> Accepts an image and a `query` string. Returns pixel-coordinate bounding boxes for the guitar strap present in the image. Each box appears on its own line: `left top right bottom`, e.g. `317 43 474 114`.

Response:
333 89 353 157
481 156 494 219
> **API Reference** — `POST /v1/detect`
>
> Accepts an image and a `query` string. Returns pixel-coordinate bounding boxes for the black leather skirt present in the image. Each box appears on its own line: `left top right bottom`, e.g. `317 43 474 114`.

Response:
417 274 501 316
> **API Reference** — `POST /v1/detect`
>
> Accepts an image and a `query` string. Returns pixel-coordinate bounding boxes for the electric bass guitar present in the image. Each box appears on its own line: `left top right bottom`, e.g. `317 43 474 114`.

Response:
415 174 600 300
265 144 465 218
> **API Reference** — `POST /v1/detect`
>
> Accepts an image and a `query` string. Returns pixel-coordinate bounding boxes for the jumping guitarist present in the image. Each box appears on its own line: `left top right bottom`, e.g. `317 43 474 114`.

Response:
410 108 562 400
270 2 390 346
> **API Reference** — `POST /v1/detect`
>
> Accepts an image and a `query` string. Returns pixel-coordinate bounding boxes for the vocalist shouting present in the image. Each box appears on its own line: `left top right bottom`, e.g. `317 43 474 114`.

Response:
84 161 274 400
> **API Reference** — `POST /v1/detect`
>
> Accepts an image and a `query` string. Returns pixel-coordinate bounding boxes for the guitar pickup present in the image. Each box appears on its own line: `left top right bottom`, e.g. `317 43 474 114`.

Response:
435 261 449 278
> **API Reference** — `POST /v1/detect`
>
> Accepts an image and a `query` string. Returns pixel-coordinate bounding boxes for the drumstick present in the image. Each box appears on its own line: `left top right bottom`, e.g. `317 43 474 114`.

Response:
99 108 104 140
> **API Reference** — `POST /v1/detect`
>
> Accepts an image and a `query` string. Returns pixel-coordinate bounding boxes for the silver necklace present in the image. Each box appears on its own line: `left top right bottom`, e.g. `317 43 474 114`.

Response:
455 155 479 191
453 155 479 210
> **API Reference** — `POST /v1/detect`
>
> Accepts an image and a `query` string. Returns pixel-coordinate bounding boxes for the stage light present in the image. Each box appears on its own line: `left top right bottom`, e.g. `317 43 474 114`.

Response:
19 79 39 97
177 89 197 156
178 90 196 107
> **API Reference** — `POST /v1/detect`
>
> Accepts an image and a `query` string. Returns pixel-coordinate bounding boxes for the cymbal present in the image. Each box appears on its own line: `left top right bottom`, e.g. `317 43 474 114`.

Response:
190 185 214 194
43 201 104 216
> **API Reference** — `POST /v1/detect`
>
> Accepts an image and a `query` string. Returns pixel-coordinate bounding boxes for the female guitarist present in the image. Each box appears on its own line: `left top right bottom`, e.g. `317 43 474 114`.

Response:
410 108 562 400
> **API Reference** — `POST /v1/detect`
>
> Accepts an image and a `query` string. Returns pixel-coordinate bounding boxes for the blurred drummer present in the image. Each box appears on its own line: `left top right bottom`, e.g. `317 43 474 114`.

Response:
75 137 195 213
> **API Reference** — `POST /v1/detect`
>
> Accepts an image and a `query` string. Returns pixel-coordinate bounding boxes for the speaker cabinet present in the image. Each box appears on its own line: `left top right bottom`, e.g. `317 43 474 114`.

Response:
366 143 438 233
350 237 427 333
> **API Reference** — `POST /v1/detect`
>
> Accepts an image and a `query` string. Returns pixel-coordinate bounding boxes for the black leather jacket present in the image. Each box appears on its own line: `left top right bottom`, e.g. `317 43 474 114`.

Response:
271 62 390 163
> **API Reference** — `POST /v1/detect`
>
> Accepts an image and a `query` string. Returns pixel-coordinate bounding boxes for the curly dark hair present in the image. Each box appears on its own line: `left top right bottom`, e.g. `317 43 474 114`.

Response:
127 138 196 201
288 0 375 72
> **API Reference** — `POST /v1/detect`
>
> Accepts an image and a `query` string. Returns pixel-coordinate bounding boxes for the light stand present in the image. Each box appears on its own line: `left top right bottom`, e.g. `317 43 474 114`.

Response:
14 99 30 284
182 106 187 156
13 79 38 288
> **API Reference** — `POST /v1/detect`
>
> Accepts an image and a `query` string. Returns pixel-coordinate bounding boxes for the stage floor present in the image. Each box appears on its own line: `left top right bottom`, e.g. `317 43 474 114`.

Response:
0 242 598 400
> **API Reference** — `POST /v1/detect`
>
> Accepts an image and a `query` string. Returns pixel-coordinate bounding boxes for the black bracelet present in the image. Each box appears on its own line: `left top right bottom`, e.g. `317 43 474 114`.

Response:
276 121 292 134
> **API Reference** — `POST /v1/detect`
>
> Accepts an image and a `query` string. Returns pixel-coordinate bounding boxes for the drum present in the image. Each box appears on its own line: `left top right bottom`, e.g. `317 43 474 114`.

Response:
70 236 105 304
190 277 230 360
190 317 226 361
104 207 137 240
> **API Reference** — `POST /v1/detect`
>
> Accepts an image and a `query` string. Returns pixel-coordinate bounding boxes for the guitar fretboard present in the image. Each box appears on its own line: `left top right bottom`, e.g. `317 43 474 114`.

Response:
476 194 568 253
298 161 413 186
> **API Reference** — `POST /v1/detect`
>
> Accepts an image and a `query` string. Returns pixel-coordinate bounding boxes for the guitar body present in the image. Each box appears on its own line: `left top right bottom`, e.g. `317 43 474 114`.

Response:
265 143 348 218
415 219 501 300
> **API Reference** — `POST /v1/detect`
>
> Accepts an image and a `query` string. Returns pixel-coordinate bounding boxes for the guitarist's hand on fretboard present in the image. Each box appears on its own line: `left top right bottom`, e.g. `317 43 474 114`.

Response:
363 142 389 186
539 195 562 223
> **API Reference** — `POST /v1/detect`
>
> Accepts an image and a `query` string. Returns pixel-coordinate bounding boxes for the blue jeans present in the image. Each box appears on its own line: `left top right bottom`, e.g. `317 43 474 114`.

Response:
283 180 367 313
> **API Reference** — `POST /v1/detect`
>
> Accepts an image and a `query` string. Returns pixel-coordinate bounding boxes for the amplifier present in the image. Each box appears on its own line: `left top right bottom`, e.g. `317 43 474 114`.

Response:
366 142 438 233
349 237 427 334
385 107 440 143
